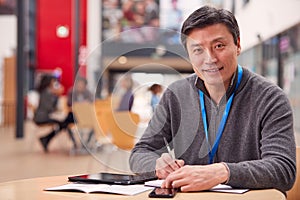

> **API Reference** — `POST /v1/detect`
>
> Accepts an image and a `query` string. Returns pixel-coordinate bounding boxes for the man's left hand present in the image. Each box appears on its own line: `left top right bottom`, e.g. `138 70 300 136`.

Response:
161 163 229 192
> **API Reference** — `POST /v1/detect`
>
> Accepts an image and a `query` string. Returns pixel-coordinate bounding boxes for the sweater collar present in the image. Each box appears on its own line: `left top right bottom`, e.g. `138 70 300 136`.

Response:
194 67 238 100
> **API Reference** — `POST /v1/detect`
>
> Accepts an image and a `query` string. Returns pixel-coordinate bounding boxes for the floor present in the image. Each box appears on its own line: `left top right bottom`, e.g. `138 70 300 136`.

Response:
0 121 134 183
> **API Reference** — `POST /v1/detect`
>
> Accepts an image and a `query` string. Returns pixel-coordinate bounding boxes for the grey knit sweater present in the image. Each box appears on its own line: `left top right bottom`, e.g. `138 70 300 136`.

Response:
129 67 296 192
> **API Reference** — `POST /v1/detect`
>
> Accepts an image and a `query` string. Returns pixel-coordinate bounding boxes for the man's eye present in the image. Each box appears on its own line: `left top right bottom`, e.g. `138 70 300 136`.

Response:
193 48 203 54
215 44 225 49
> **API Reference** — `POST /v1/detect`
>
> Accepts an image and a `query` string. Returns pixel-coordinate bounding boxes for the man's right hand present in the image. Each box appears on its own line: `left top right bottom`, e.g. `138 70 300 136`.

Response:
155 153 185 179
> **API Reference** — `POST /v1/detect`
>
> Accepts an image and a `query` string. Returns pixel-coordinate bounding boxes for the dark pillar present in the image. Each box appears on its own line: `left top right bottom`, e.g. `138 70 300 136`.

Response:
16 0 25 138
277 34 283 89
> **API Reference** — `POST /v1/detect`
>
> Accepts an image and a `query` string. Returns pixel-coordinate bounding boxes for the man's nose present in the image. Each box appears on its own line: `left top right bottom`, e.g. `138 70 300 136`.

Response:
204 49 217 64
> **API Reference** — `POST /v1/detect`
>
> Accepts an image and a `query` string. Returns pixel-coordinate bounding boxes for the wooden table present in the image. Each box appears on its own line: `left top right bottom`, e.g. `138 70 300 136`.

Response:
0 175 286 200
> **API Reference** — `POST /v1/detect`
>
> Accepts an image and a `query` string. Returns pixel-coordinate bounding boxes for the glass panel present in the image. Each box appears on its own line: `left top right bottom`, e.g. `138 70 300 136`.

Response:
279 24 300 145
238 45 262 73
286 53 300 145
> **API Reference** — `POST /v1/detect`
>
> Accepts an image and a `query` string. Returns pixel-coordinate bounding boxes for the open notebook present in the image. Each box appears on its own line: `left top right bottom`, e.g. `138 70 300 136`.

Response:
45 183 153 196
144 179 249 194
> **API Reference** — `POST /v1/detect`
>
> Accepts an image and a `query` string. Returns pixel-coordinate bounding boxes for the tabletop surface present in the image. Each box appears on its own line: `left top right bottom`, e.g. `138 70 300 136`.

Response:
0 175 286 200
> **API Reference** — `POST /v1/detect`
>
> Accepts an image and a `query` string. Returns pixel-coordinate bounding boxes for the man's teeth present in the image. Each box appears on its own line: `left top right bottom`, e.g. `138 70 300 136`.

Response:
206 68 219 72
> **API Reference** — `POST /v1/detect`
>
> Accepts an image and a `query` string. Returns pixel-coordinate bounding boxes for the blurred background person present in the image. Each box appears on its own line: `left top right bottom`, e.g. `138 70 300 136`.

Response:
116 74 134 111
33 74 75 152
66 77 94 147
166 0 182 31
67 77 93 107
144 0 159 27
148 83 162 112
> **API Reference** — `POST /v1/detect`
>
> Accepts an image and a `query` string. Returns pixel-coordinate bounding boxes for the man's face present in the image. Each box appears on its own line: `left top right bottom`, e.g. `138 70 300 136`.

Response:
186 23 241 89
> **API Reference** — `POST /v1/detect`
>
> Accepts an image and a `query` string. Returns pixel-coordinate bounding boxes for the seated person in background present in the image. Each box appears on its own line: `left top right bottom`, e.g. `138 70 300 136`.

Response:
67 77 93 107
34 74 76 152
129 5 296 194
66 77 94 145
117 74 134 111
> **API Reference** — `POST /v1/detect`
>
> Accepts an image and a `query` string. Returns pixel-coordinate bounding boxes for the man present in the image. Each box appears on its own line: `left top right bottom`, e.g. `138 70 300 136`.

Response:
129 6 296 193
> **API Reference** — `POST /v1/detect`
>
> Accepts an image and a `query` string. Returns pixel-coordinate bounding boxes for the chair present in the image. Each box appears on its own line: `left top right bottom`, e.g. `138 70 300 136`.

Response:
99 110 140 172
106 111 140 150
72 102 110 150
287 146 300 200
94 98 112 137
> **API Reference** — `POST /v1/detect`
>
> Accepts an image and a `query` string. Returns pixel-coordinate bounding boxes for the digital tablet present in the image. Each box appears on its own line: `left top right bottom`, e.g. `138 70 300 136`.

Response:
68 172 156 185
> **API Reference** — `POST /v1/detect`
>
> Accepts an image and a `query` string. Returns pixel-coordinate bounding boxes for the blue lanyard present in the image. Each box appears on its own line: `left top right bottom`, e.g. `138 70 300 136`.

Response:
199 65 243 164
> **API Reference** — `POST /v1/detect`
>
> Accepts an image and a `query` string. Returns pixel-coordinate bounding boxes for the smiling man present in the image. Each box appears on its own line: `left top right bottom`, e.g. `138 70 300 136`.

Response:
129 6 296 194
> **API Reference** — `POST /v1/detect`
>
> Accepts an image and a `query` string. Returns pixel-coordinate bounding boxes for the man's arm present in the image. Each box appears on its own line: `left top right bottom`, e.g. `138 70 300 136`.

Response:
226 89 296 192
130 87 179 174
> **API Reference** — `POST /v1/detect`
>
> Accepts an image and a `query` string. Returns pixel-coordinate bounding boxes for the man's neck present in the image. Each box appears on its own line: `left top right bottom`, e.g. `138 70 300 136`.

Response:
205 81 230 105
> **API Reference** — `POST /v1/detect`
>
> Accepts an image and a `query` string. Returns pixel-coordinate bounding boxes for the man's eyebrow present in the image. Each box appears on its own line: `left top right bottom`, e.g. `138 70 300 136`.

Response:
189 37 227 47
189 43 202 48
212 37 227 43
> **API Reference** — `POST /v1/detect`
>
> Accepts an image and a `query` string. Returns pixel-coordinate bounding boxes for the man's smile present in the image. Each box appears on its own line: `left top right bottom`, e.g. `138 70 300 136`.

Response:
202 66 224 73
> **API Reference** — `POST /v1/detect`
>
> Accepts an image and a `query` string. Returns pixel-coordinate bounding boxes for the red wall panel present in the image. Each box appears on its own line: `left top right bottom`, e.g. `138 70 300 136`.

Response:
79 0 87 77
36 0 87 92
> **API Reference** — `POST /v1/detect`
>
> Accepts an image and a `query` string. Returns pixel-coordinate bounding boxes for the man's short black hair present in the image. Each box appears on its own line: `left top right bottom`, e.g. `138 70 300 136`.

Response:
181 5 240 49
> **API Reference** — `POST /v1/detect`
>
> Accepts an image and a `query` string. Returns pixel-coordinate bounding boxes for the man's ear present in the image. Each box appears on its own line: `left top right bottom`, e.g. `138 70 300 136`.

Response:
237 38 241 55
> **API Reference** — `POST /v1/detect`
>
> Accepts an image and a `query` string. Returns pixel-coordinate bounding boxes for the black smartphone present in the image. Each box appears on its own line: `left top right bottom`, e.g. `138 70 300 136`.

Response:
148 188 177 198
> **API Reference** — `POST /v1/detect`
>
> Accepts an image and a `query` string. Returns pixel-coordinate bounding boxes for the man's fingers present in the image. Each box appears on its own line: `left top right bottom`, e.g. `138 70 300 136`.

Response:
176 159 185 167
156 154 185 179
161 154 185 170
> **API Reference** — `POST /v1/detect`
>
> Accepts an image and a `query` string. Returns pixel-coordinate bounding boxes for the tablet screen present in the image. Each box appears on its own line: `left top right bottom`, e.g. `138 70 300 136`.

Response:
68 172 156 185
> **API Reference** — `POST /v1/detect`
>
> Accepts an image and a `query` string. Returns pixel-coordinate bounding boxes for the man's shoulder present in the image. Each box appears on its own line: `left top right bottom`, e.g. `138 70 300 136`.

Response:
169 73 197 88
243 67 279 88
242 67 285 97
161 74 197 101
